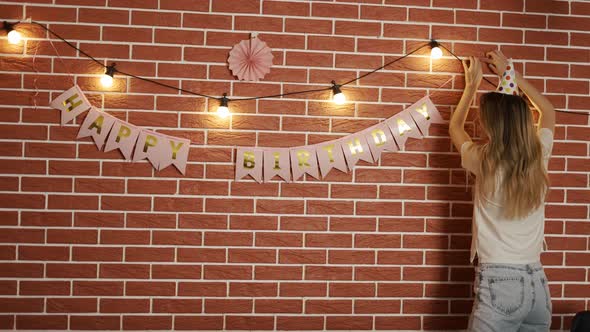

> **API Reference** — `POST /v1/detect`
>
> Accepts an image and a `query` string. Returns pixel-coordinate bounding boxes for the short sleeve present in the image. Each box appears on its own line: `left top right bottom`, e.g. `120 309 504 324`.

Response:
538 128 554 160
461 141 480 175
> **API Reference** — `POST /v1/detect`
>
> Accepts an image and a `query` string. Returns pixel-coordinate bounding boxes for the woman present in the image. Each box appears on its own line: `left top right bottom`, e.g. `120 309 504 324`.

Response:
449 50 556 331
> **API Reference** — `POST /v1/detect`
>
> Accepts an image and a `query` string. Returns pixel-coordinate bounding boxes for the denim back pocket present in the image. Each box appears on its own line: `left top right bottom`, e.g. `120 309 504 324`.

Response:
488 276 525 316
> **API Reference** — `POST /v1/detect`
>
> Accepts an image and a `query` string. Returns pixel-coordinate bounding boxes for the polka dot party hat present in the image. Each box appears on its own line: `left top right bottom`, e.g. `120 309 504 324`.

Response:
496 59 519 96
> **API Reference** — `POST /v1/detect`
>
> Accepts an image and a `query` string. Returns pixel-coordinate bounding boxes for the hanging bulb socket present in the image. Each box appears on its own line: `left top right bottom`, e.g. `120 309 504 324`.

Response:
331 80 346 105
217 93 230 118
100 63 116 87
3 21 22 44
429 39 443 60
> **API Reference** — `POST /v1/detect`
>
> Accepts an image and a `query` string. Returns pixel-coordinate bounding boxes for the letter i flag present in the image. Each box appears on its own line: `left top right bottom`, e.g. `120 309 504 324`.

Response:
263 148 291 182
49 85 92 125
236 147 263 182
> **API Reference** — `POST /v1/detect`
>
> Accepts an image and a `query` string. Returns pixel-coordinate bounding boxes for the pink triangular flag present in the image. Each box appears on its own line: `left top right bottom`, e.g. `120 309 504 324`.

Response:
236 147 263 183
340 134 374 171
77 107 116 150
132 130 166 169
316 140 348 178
158 135 191 175
385 109 423 151
49 85 92 125
104 119 141 160
364 123 399 161
290 146 320 181
407 96 445 137
264 148 291 182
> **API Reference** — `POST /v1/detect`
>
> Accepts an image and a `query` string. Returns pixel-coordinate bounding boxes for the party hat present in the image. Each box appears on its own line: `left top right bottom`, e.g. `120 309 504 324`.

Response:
496 60 518 95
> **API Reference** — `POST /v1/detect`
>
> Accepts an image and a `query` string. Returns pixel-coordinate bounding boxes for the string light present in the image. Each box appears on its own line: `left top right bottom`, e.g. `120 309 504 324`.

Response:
430 40 443 60
3 21 586 117
331 81 346 105
3 21 22 44
100 63 116 88
217 93 230 118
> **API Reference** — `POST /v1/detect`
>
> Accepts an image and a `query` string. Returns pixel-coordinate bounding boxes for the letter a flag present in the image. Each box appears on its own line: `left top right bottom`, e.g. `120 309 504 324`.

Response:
77 107 116 150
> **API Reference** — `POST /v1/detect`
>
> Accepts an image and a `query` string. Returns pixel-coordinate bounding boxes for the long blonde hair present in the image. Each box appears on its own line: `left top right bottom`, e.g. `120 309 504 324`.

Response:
474 92 549 219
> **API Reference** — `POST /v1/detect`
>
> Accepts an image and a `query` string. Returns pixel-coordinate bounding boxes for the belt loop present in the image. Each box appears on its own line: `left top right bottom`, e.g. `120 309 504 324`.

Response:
526 264 533 274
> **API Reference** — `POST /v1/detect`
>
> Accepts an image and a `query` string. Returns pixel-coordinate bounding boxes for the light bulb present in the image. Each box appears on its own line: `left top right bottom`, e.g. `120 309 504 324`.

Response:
100 74 113 87
217 93 230 118
430 46 443 59
7 29 21 44
217 105 229 118
333 92 346 105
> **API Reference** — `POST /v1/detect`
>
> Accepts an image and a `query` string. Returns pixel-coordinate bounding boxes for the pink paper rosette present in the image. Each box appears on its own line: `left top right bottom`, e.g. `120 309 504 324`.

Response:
228 37 273 81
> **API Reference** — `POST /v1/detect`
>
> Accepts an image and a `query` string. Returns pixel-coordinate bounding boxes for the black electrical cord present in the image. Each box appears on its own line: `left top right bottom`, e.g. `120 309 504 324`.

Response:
4 20 589 116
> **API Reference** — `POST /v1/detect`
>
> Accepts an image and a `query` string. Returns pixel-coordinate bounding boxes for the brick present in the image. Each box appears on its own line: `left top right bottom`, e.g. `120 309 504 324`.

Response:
79 8 129 24
123 316 172 330
47 298 97 313
481 0 523 11
0 263 43 278
19 281 69 295
285 18 332 34
126 247 174 262
100 298 150 313
378 251 423 265
100 263 150 279
72 246 123 262
306 299 352 314
102 195 151 211
256 266 302 280
19 245 69 261
48 194 98 210
46 263 96 278
70 316 121 330
329 250 375 265
27 6 77 22
126 281 175 296
75 212 124 228
154 299 202 313
376 316 421 330
16 315 67 329
327 316 373 330
212 0 259 13
330 217 376 232
73 281 124 296
47 229 97 244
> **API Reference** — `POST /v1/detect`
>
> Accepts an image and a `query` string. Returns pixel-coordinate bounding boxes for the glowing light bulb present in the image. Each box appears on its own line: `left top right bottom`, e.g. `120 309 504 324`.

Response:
100 74 113 87
333 91 346 105
7 29 21 44
217 94 230 118
431 46 443 59
331 82 346 105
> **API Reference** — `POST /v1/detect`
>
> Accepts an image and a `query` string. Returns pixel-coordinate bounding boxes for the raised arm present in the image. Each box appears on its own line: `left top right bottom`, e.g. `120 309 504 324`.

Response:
449 56 483 152
484 50 555 132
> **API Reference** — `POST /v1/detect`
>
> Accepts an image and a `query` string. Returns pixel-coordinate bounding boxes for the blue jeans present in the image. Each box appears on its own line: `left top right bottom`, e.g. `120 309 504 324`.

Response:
469 262 552 332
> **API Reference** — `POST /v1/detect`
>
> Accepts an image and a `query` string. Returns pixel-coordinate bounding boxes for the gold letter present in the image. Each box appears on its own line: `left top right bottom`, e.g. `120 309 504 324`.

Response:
296 150 310 167
115 125 131 143
62 93 83 112
322 145 335 163
347 138 363 156
272 152 281 170
397 119 412 136
170 141 183 160
416 103 430 120
143 135 157 153
371 129 387 147
87 115 104 134
243 151 255 169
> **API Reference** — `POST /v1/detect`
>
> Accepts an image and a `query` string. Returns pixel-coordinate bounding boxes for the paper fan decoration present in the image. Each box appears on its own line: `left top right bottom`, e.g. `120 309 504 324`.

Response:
228 35 273 81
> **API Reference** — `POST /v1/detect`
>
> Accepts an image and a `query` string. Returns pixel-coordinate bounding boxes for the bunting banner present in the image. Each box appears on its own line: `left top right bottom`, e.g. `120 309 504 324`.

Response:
50 86 190 175
234 96 445 182
49 86 444 179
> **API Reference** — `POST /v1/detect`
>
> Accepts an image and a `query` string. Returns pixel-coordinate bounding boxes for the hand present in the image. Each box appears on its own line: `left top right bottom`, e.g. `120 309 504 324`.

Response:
484 50 509 77
462 56 483 89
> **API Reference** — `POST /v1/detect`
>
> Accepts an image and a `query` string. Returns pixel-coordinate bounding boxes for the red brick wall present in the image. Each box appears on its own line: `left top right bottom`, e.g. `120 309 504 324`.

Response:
1 0 589 330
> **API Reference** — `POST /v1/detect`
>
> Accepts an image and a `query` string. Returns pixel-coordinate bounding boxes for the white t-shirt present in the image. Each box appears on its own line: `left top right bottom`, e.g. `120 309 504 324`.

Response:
461 128 554 264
